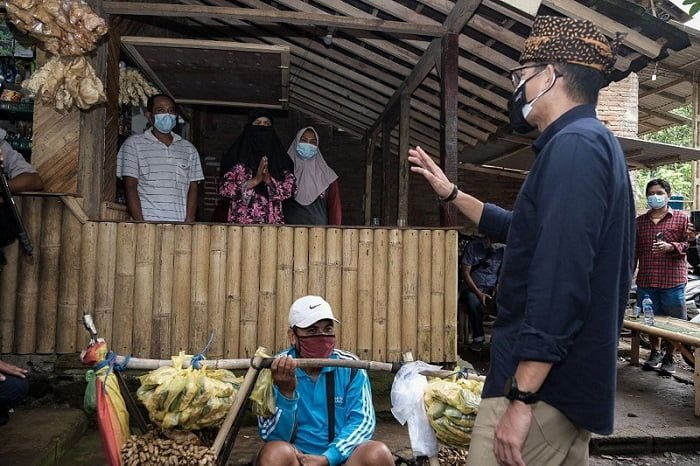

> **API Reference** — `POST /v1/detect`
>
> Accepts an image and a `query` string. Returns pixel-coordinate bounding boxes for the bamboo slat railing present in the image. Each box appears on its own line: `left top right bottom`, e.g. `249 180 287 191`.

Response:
0 195 459 362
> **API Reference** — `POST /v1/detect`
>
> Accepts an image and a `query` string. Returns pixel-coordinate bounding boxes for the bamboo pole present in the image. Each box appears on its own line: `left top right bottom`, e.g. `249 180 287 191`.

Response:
172 225 192 353
224 226 243 358
94 222 117 341
190 224 211 354
56 206 81 353
417 230 432 361
258 226 278 350
308 227 325 297
275 227 294 352
444 230 458 362
430 230 445 363
36 197 62 354
15 196 42 353
386 229 403 362
341 229 359 352
240 226 261 358
0 235 20 352
208 225 227 359
325 228 343 343
372 229 388 361
402 230 419 356
153 224 174 359
357 229 374 360
76 222 97 351
133 223 156 358
292 227 309 300
113 222 137 355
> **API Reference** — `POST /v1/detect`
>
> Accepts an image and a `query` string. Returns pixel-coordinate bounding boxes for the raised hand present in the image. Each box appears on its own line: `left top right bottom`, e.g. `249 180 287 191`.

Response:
408 146 453 198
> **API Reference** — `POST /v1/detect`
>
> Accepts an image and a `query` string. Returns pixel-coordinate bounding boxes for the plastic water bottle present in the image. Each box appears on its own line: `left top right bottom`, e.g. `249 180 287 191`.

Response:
642 296 654 326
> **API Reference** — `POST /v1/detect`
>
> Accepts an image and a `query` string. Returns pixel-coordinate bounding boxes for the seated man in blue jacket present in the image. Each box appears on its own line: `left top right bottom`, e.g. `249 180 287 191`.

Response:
255 295 394 466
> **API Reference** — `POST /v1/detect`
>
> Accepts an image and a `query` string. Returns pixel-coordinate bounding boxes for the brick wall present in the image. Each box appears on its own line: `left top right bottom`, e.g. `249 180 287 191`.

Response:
597 73 639 138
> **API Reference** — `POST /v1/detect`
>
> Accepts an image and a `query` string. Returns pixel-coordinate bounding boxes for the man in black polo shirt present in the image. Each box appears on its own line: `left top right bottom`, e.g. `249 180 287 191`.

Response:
409 16 634 466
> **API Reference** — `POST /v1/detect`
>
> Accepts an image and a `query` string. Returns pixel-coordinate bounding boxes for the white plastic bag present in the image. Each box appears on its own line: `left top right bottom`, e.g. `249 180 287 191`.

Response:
391 361 441 457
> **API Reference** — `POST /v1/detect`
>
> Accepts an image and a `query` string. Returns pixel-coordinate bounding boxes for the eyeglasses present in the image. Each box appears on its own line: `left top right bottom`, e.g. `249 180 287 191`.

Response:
510 64 546 89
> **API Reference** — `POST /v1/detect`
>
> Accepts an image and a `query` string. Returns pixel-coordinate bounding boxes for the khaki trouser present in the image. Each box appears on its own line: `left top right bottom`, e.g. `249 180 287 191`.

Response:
466 397 591 466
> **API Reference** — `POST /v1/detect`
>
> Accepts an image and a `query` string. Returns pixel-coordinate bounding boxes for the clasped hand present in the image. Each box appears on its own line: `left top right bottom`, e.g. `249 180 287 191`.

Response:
271 355 297 398
651 241 673 254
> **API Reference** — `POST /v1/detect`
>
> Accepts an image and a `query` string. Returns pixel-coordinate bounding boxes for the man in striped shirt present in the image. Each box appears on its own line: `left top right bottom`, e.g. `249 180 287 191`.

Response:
635 178 689 375
117 94 204 222
256 296 394 466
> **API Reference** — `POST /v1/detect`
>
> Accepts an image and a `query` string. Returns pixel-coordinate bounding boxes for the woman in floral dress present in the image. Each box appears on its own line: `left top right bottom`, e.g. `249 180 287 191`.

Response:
218 109 296 224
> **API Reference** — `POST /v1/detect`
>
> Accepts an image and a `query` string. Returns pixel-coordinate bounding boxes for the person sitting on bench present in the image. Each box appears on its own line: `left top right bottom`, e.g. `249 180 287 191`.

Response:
255 295 394 466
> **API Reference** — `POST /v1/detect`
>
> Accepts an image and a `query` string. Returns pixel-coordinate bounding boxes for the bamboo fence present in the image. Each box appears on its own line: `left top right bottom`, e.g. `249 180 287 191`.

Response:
0 195 459 362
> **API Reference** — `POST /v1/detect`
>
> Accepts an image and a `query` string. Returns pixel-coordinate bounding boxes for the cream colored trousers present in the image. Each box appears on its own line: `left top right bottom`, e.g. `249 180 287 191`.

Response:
466 397 591 466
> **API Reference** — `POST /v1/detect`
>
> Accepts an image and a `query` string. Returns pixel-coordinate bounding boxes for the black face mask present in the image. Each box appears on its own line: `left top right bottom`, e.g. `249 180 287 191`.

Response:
508 83 537 134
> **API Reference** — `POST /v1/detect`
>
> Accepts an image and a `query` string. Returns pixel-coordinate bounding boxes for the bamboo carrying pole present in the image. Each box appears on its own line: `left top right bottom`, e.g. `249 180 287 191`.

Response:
94 222 117 341
224 226 242 358
172 225 193 353
430 231 445 363
56 208 81 353
153 224 175 359
372 229 388 361
36 197 62 354
190 224 211 354
275 227 294 351
325 228 342 343
292 227 309 300
113 223 137 355
77 222 98 351
341 229 359 352
444 230 459 360
15 196 42 353
257 226 277 351
0 229 20 353
417 230 432 361
357 229 374 359
386 229 403 362
208 225 227 359
240 227 261 358
308 227 325 297
133 224 156 358
402 230 419 355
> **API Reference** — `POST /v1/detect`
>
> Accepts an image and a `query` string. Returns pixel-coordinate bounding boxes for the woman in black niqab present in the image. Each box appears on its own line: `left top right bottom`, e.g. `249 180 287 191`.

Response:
217 109 296 224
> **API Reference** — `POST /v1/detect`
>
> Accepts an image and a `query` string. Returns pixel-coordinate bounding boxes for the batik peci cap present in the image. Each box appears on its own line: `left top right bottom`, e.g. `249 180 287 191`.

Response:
288 295 340 329
519 16 625 76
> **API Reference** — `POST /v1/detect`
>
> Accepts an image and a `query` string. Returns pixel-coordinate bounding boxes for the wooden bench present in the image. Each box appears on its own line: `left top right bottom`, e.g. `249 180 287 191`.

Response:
623 315 700 416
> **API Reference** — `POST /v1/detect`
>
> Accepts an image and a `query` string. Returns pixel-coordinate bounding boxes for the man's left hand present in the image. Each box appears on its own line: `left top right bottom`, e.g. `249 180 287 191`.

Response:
493 401 532 466
296 453 328 466
652 241 673 254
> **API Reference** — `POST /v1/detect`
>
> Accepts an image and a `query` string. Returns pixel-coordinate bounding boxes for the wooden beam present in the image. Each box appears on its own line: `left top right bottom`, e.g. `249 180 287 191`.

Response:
639 77 689 98
381 125 393 225
363 134 375 226
459 162 528 179
289 99 364 137
398 93 411 225
103 1 446 36
440 32 460 227
369 0 482 138
639 108 691 125
542 0 664 59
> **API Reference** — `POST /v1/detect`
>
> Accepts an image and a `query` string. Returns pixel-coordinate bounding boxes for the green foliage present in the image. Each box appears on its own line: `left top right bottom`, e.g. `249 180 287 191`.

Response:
684 0 700 17
633 105 694 211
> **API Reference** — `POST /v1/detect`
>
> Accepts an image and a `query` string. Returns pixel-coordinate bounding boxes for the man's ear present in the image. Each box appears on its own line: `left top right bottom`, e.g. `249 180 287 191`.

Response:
288 327 296 345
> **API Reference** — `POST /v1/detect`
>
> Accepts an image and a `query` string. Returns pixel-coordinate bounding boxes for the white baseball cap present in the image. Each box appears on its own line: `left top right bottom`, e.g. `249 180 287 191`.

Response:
288 295 340 328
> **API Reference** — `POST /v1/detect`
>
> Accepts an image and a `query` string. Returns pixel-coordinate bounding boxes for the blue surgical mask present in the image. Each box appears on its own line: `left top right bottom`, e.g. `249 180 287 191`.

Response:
647 194 667 210
296 142 318 160
153 113 177 133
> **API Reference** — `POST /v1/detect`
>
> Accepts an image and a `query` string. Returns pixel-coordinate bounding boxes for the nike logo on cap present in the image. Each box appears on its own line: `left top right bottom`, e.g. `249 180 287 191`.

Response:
310 303 322 309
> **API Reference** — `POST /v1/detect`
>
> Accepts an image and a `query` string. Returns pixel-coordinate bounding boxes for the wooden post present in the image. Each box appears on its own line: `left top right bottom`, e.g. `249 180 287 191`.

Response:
386 229 403 362
113 223 136 355
372 229 388 361
440 32 460 227
363 134 373 226
308 227 326 297
357 229 374 359
77 222 97 350
133 223 156 358
275 227 294 352
36 198 62 354
208 225 228 359
325 228 343 343
381 126 391 225
15 196 42 354
444 230 458 361
190 224 211 353
402 230 418 355
172 224 193 353
0 210 20 352
258 226 278 351
153 224 175 359
417 230 432 361
430 231 445 363
397 92 411 225
341 229 359 352
225 226 243 357
292 227 309 300
240 227 261 357
56 207 82 353
94 222 117 340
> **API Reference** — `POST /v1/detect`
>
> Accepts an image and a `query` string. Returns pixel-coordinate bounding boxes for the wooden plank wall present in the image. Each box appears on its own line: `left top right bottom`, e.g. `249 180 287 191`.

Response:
0 196 458 362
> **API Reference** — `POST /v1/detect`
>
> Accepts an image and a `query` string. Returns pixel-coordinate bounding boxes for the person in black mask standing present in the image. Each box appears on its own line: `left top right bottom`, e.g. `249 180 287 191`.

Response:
409 16 634 466
218 109 296 224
